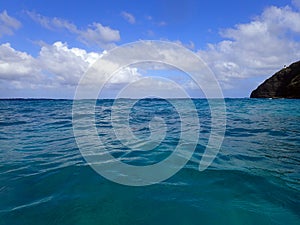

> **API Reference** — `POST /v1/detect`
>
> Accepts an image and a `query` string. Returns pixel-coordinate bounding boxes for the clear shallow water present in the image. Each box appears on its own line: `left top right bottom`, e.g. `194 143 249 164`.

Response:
0 99 299 225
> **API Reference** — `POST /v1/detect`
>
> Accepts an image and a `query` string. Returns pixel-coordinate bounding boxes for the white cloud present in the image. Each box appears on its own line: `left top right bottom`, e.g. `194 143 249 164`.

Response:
0 43 39 80
38 42 101 86
109 67 141 83
38 42 144 89
0 10 21 37
198 5 300 88
121 11 136 24
173 40 195 50
26 11 77 32
39 42 141 87
74 40 223 99
27 11 120 49
78 23 120 48
0 41 144 94
0 42 223 97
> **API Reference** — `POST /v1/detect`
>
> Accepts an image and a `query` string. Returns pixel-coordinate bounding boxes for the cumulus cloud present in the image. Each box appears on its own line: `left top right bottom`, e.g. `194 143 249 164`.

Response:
0 43 39 80
0 41 94 86
27 11 120 49
0 10 21 37
0 40 207 98
38 42 101 86
121 11 136 24
198 5 300 88
74 40 223 99
0 41 144 95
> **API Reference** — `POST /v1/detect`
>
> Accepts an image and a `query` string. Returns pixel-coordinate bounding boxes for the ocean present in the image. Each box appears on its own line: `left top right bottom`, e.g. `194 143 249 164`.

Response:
0 99 299 225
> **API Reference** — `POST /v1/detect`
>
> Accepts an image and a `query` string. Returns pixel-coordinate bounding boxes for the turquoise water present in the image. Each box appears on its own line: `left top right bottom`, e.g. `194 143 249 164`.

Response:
0 99 299 225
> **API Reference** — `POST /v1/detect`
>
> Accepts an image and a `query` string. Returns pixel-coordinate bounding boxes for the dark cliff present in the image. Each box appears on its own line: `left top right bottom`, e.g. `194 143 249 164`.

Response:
250 60 300 98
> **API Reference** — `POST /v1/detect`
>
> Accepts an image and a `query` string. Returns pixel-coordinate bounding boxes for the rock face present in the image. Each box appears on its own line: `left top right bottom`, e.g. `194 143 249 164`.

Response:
250 60 300 98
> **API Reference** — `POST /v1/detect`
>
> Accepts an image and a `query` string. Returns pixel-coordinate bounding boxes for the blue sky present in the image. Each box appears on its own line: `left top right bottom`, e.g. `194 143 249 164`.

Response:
1 0 300 98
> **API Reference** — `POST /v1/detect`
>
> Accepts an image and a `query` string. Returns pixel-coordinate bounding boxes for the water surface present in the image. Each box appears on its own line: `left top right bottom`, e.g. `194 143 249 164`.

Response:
0 99 299 225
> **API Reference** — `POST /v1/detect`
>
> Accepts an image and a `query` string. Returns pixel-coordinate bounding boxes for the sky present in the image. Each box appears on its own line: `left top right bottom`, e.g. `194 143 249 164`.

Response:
1 0 300 98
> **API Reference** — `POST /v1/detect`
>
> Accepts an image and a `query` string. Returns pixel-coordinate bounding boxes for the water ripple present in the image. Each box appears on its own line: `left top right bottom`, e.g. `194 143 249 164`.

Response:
0 99 299 224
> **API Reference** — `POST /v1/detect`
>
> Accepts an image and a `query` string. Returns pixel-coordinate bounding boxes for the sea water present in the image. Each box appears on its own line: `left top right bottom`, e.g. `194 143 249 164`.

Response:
0 99 299 225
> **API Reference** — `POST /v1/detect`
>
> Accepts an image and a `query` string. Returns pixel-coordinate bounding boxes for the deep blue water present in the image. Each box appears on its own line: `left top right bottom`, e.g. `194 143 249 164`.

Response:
0 99 299 225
